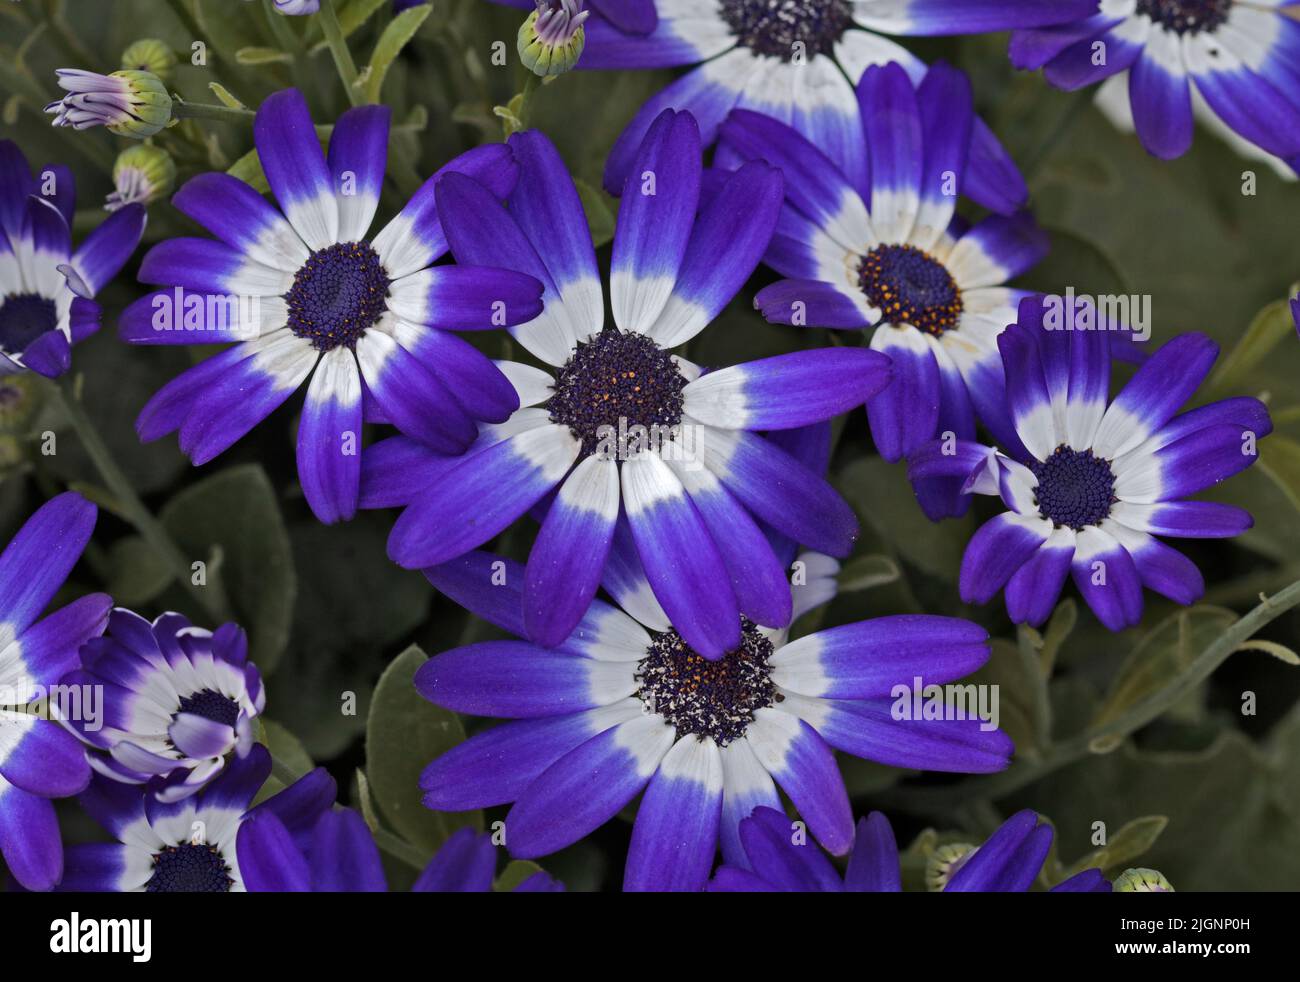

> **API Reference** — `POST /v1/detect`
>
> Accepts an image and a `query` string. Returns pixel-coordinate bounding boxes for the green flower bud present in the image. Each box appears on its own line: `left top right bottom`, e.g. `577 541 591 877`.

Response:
108 143 176 211
1115 868 1175 892
926 842 976 892
518 0 588 78
120 39 177 83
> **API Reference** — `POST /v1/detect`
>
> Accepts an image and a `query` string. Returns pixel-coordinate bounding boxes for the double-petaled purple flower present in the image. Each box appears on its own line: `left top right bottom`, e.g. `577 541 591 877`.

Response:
723 61 1048 519
710 806 1111 892
368 113 890 658
415 550 1010 892
1011 0 1300 169
910 297 1270 630
0 492 108 891
121 88 544 524
0 141 145 377
61 610 264 804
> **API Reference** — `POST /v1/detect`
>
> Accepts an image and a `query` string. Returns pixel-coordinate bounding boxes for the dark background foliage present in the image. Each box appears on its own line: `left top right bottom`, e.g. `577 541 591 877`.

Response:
1 0 1298 891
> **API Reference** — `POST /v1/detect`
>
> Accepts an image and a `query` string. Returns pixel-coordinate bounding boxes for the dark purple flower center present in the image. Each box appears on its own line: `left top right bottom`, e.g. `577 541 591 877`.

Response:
177 688 241 729
285 241 390 352
0 293 57 356
1136 0 1230 34
635 620 777 746
1032 445 1117 530
548 328 685 458
147 843 234 893
858 244 964 336
719 0 853 61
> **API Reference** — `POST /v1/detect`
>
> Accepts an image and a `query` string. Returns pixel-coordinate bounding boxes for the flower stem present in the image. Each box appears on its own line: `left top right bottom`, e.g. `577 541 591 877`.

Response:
318 0 363 106
49 375 231 627
172 99 255 125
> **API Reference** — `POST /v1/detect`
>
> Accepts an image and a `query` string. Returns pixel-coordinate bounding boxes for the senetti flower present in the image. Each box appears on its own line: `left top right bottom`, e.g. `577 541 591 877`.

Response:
58 746 336 892
238 811 564 892
416 550 1009 892
0 141 146 378
482 0 1094 193
710 807 1112 892
726 62 1048 520
909 297 1270 631
45 69 172 138
60 610 265 804
371 114 889 657
1011 0 1300 168
0 492 108 892
120 89 544 525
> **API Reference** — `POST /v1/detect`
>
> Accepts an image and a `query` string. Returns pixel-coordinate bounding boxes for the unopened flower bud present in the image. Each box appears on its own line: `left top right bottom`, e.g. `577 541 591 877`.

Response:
926 842 976 892
518 0 588 77
1115 868 1175 892
107 144 176 211
45 69 172 138
120 39 177 83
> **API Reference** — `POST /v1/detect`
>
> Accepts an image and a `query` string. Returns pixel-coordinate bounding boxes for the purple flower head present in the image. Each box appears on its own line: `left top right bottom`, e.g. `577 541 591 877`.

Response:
710 806 1112 892
369 114 891 657
238 810 564 892
1011 0 1300 171
483 0 1095 192
727 60 1053 521
122 89 545 525
57 745 336 892
415 549 1010 892
910 296 1270 631
0 141 146 378
0 492 107 891
60 610 265 804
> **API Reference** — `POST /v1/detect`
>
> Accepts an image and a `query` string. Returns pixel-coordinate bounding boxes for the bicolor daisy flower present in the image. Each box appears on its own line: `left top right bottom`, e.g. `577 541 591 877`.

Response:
487 0 1093 195
238 812 563 892
61 610 264 804
370 113 890 657
0 141 145 378
416 550 1010 893
0 492 108 891
909 297 1270 630
724 61 1049 519
710 806 1111 892
57 745 336 892
120 89 544 524
1010 0 1300 168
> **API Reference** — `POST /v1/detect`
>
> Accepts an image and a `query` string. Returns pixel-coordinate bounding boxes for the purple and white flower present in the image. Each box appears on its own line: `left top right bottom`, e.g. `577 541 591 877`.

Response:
122 89 544 525
0 140 146 377
0 492 108 892
910 296 1270 630
481 0 1092 194
61 610 264 804
726 61 1048 519
368 114 890 657
710 806 1112 892
1011 0 1300 170
56 745 336 892
416 549 1010 892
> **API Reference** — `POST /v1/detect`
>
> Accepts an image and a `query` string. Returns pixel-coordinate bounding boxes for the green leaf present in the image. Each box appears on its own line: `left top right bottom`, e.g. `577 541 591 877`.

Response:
356 769 381 834
253 718 315 804
362 4 431 103
836 554 901 593
838 456 973 581
235 46 292 65
226 149 269 194
494 860 545 892
1209 299 1297 395
106 535 171 607
574 177 615 249
1090 606 1239 734
207 82 247 109
1055 815 1168 881
365 645 482 853
161 465 296 673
